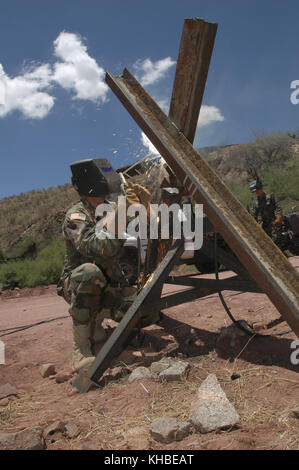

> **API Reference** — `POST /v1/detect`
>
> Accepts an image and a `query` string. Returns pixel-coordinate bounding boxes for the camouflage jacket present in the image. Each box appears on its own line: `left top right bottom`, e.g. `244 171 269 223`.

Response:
58 199 126 291
252 192 281 226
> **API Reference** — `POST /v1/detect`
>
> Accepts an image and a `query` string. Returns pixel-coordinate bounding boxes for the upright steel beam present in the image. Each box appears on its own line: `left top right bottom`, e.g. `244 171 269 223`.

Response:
169 18 218 143
106 69 299 337
145 18 217 275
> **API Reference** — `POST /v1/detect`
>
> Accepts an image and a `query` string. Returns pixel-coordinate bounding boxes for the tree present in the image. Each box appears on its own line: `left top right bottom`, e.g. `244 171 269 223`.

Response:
243 132 292 180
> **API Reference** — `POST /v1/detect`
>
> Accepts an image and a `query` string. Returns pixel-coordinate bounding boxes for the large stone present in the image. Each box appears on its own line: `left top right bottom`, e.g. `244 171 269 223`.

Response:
189 374 240 433
128 367 153 383
0 383 18 400
159 361 190 382
0 426 45 450
150 417 191 444
39 363 56 378
150 357 175 375
150 357 190 381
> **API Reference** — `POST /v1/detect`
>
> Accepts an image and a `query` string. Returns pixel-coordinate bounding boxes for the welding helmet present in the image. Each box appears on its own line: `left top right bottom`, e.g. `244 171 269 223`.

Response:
249 180 263 192
70 158 121 197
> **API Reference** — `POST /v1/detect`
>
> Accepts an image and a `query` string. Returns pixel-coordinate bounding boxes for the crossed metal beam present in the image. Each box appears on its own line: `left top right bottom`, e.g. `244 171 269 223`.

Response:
73 18 299 393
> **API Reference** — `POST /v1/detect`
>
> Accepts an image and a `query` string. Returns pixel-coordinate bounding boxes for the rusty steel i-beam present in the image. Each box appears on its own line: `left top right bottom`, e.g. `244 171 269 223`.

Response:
169 18 217 142
105 68 299 338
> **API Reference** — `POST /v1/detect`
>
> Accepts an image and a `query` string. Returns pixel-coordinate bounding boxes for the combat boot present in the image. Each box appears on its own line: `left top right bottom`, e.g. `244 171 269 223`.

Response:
72 322 95 372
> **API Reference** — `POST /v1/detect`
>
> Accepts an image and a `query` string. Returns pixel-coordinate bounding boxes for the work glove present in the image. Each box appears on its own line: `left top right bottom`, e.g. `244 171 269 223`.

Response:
125 182 150 207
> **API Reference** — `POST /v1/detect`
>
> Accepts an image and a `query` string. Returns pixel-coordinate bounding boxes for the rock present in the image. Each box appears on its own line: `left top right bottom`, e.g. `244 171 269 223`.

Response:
43 421 66 439
40 363 56 378
150 357 175 375
0 398 9 407
150 357 190 381
0 426 45 450
65 423 80 439
292 406 299 418
150 417 191 444
189 374 240 433
175 421 191 441
55 373 72 384
0 383 18 400
123 426 150 450
128 367 153 383
159 361 190 382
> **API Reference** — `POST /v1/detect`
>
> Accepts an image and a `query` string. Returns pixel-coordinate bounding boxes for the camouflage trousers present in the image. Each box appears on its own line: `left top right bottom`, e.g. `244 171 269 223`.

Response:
61 263 137 326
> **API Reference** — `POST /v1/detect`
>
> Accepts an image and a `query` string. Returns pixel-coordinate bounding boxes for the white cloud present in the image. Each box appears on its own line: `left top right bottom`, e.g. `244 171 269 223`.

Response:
0 31 109 119
141 105 224 155
0 63 54 119
157 98 169 113
197 105 224 127
53 31 109 103
141 132 160 155
133 57 176 86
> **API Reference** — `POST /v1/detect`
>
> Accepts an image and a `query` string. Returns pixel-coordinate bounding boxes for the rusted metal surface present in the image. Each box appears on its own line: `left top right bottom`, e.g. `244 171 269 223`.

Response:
106 69 299 337
169 18 218 143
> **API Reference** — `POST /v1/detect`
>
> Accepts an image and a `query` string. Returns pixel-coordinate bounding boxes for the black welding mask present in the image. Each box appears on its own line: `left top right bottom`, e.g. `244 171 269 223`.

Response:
70 158 122 197
249 179 263 192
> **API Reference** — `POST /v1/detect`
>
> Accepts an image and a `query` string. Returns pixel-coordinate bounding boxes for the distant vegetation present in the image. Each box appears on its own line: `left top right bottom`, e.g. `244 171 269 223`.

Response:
0 132 298 290
0 238 65 290
201 131 299 213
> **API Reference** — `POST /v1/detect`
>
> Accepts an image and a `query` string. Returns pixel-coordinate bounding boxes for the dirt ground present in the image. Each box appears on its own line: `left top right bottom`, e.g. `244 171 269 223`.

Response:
0 258 298 451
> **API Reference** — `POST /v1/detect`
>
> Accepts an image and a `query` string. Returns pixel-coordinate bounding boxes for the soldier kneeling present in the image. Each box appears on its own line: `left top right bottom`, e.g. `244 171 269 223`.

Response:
57 158 151 372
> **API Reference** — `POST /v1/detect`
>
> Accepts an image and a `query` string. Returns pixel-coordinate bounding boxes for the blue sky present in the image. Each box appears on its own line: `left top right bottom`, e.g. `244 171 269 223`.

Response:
1 0 299 199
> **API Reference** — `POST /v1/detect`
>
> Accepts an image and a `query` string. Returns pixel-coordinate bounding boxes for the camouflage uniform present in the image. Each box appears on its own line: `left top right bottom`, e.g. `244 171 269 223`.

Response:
252 192 281 238
57 198 136 348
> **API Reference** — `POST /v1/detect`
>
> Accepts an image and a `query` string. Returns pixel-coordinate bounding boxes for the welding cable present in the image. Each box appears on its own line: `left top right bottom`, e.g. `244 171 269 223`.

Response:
0 315 69 337
213 233 255 337
213 234 292 337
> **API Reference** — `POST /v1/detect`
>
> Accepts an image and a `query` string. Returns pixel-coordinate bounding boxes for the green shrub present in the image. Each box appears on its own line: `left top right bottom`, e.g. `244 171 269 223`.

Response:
0 238 66 289
11 236 37 259
227 181 255 209
262 160 299 207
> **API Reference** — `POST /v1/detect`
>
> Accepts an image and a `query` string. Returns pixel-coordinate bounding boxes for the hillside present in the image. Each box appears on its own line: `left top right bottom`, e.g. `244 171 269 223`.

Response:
0 133 298 260
0 184 78 257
